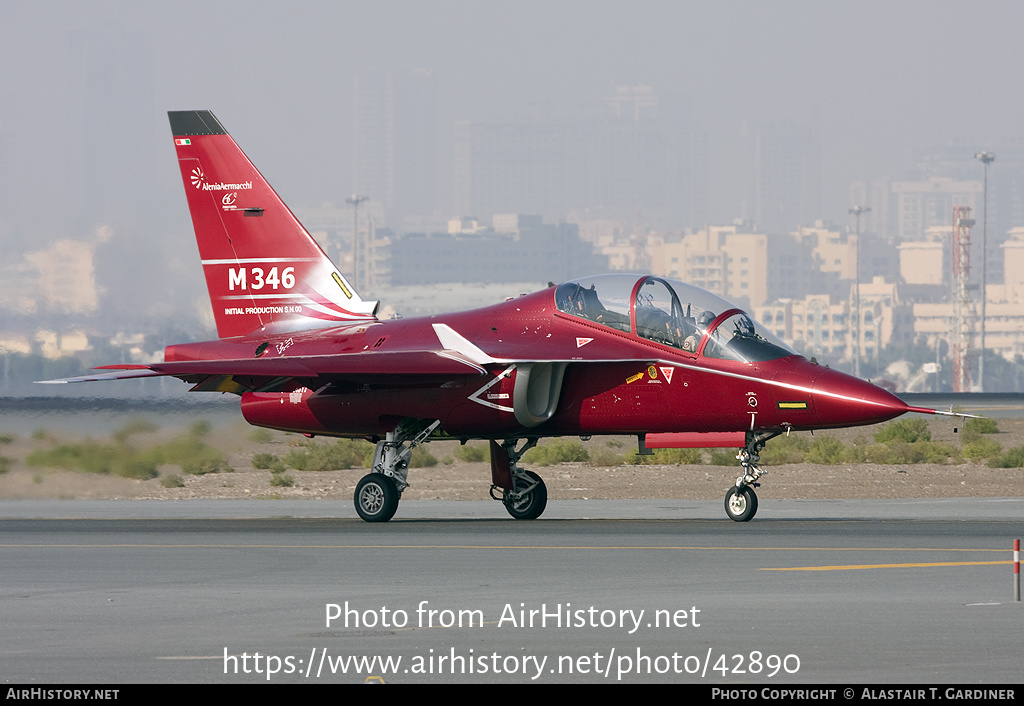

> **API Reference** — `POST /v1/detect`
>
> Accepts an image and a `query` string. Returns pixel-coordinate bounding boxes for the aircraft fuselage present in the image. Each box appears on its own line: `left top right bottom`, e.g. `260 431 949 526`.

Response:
166 285 910 442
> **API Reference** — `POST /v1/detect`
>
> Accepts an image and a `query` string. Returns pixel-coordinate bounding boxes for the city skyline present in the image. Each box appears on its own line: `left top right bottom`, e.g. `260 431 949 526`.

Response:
3 1 1024 386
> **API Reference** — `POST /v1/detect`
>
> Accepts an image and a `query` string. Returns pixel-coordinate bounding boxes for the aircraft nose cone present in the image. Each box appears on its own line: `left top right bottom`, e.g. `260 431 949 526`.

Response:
812 368 911 428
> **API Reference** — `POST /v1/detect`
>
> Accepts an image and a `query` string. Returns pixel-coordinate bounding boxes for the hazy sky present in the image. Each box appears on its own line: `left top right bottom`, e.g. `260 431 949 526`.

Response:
2 0 1022 237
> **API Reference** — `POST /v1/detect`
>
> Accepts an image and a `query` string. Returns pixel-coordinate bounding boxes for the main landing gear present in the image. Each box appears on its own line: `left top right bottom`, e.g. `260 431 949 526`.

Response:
724 431 781 522
489 438 548 520
354 419 440 522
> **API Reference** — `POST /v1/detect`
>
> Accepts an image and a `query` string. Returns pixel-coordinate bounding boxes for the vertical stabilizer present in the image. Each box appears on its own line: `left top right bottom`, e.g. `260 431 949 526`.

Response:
168 110 378 338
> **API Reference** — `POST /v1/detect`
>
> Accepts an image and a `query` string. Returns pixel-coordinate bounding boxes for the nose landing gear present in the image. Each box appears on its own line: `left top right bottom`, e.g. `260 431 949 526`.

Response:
724 430 780 522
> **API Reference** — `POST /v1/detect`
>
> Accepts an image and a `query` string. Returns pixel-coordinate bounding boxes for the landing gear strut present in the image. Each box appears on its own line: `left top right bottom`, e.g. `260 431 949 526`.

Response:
724 430 780 522
353 419 440 523
489 438 548 520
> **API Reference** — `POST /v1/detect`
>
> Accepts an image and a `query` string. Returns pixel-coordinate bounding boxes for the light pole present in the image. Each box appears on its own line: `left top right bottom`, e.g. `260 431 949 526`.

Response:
974 151 994 392
849 205 870 378
347 194 369 290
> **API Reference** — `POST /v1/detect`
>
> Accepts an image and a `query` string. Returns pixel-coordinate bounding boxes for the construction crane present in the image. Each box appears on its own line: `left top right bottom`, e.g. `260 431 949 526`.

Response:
951 205 975 392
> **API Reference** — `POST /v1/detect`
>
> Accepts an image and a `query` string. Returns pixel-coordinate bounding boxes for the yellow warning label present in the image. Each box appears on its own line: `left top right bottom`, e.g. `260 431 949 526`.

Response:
332 272 353 299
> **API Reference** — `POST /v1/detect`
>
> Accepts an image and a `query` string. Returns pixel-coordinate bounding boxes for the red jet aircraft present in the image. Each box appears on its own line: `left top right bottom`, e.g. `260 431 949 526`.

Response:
48 110 951 523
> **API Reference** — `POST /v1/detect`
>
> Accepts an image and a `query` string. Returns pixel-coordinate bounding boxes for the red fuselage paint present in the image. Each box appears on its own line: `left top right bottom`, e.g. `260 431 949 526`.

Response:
159 285 912 441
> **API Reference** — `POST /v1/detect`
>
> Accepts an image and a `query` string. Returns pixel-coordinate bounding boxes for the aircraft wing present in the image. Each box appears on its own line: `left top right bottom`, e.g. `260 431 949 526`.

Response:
39 349 488 387
430 322 661 366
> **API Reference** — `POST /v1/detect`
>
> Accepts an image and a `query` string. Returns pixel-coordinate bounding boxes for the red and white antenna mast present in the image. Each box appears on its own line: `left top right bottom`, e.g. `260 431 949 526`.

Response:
951 205 975 392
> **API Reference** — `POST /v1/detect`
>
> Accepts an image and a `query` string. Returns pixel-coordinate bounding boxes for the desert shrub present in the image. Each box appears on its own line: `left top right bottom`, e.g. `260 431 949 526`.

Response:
625 447 703 465
188 420 212 438
865 416 965 464
112 419 159 444
252 453 277 469
866 441 959 465
709 449 737 466
248 428 274 443
0 433 15 445
988 445 1024 468
116 456 163 479
843 443 867 463
179 447 228 475
964 417 999 435
453 443 487 463
806 435 847 465
523 439 589 466
27 441 159 479
150 434 227 475
962 437 1002 461
284 439 369 471
874 418 930 444
252 453 286 472
28 442 108 473
0 456 9 474
587 446 627 466
269 470 295 487
409 446 438 467
160 473 184 488
661 447 704 464
759 435 809 465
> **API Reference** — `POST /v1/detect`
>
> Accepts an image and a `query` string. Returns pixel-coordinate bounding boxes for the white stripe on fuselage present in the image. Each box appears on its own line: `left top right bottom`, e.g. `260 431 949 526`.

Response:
201 257 321 265
479 354 895 410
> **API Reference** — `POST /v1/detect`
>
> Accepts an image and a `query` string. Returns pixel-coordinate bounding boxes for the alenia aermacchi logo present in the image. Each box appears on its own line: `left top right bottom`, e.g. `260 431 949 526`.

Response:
190 165 253 192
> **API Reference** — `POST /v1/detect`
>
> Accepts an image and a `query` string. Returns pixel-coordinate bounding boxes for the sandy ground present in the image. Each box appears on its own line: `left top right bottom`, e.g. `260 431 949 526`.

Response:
1 415 1021 503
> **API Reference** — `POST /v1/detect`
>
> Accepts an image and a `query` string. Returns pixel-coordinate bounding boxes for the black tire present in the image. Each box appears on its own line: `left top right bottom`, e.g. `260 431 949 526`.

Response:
354 473 400 523
724 485 758 522
503 471 547 520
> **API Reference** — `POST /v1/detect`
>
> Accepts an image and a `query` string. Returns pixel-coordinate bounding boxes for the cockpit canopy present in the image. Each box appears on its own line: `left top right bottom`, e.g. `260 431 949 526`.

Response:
554 274 796 363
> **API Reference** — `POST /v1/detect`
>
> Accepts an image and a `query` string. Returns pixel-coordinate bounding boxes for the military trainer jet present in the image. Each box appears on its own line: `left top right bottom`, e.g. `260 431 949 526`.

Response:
47 110 948 523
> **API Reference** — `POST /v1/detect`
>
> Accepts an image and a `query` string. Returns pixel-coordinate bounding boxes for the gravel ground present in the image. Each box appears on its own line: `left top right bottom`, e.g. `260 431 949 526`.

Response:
1 415 1021 503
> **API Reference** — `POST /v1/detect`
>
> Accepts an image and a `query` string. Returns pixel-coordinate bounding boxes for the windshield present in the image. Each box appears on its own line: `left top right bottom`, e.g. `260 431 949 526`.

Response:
555 274 796 362
554 276 633 332
701 311 796 363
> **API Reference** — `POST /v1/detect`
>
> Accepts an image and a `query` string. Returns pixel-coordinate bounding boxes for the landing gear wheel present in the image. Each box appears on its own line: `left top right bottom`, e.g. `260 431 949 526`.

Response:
503 471 547 520
355 473 400 523
724 485 758 522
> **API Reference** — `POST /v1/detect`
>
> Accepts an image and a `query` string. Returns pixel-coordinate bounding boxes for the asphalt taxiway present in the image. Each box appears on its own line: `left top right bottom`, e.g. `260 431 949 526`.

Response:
1 499 1020 684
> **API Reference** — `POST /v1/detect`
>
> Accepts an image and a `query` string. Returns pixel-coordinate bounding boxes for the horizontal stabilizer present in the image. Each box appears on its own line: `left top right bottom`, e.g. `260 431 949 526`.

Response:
36 369 167 384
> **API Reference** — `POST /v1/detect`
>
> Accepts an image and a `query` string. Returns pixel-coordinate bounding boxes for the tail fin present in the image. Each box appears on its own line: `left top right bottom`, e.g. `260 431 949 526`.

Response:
168 110 378 339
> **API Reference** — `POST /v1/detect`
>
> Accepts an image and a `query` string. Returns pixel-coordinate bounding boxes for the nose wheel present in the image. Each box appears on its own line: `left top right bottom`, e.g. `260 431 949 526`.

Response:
724 485 758 522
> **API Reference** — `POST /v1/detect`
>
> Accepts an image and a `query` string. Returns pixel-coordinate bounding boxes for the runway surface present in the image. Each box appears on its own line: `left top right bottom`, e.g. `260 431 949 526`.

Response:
1 499 1020 684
